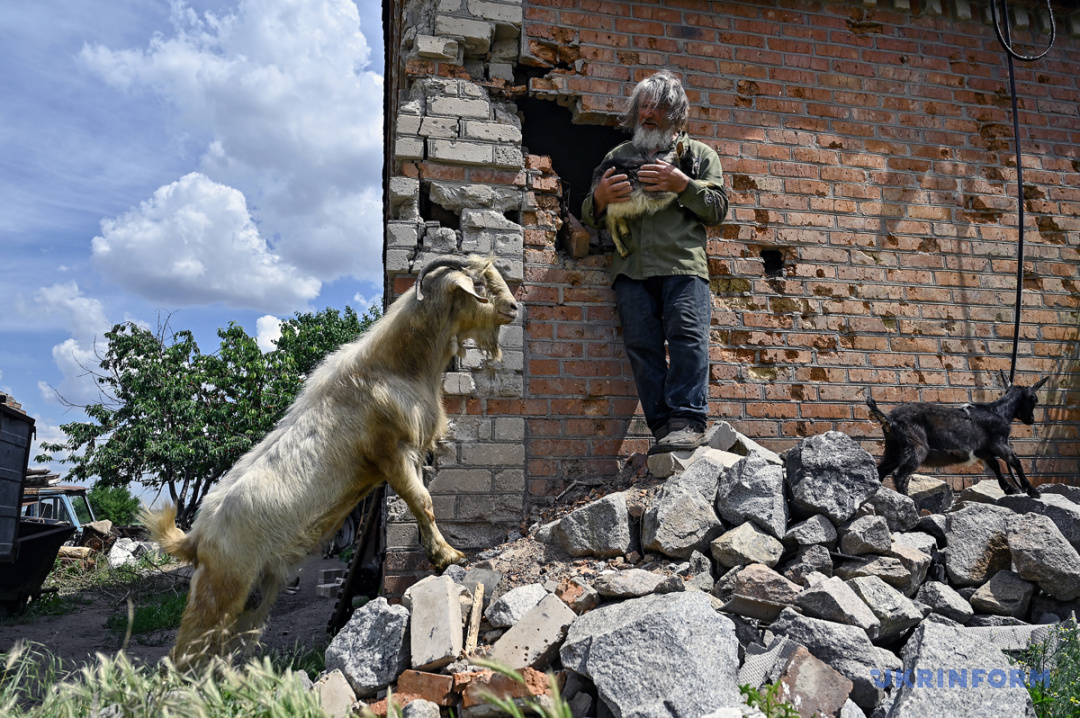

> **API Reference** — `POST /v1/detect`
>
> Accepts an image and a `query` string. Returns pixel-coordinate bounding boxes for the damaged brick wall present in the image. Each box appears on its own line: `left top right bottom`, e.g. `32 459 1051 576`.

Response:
382 0 1080 596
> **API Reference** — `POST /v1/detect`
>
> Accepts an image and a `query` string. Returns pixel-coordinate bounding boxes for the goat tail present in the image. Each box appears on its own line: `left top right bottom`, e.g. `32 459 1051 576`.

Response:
865 395 894 437
140 504 197 565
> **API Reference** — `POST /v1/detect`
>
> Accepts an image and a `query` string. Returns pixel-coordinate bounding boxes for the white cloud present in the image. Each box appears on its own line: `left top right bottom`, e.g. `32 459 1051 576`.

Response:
81 0 385 286
255 314 283 352
28 420 76 472
92 172 321 312
352 292 382 313
31 282 113 406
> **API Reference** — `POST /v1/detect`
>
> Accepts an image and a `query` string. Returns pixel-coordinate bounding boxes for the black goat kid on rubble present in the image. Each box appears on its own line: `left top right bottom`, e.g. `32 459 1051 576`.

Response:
866 374 1049 498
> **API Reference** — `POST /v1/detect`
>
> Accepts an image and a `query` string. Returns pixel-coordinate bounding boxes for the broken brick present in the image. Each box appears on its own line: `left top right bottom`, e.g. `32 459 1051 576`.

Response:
460 668 555 708
396 670 456 706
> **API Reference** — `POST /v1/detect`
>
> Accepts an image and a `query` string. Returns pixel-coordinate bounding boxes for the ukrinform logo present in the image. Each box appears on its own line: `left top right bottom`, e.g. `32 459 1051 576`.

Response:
871 668 1050 689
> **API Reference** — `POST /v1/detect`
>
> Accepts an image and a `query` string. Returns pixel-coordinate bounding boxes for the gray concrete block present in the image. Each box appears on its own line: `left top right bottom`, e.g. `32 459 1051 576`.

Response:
462 120 522 143
461 442 526 466
420 116 460 138
443 371 477 396
467 0 523 23
494 469 525 493
434 15 493 54
428 469 493 494
404 576 466 671
386 222 420 249
416 34 459 60
428 139 494 165
494 417 525 441
396 115 422 135
488 593 577 669
313 670 356 718
429 96 490 119
494 145 524 168
395 136 424 160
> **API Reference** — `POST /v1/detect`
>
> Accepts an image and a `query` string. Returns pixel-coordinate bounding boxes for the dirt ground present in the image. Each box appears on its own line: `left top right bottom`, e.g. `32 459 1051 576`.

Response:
0 552 348 670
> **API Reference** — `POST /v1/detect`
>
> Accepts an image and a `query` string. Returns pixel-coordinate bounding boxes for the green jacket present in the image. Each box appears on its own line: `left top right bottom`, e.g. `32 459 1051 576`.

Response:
581 132 728 284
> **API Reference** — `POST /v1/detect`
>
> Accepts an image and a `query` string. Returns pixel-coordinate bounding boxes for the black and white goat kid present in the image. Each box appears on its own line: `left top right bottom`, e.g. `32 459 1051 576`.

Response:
866 373 1049 497
590 142 697 258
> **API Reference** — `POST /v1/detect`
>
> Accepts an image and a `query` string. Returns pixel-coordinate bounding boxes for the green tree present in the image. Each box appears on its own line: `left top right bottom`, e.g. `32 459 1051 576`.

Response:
87 482 142 525
39 306 379 525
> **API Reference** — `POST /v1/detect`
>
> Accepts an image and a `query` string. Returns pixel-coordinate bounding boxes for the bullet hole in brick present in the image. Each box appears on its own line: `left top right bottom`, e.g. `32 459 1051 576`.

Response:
419 183 460 230
516 93 624 217
761 249 785 277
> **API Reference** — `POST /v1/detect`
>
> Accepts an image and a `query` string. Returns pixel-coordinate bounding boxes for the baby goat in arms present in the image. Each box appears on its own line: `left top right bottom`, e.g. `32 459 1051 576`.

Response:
591 142 696 258
866 373 1048 498
142 255 518 669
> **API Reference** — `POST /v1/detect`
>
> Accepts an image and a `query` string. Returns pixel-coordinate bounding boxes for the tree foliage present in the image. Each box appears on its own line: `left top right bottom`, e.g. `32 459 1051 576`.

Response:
87 483 142 526
38 306 379 525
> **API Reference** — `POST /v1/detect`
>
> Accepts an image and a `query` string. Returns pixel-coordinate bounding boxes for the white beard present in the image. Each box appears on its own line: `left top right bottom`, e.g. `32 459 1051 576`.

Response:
632 125 675 153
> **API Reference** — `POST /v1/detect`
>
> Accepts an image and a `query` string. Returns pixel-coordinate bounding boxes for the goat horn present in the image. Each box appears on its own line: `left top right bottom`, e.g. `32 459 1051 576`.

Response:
415 257 469 301
1032 377 1049 391
999 369 1011 388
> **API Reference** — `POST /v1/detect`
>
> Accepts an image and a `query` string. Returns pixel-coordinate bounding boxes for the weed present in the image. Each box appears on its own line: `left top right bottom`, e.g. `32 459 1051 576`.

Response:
0 645 328 717
259 637 329 681
0 642 66 712
1019 620 1080 718
104 591 187 644
740 681 801 718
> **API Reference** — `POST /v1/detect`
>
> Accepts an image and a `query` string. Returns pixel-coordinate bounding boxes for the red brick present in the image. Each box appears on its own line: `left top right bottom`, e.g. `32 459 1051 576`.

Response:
361 693 422 716
396 671 455 706
459 668 554 708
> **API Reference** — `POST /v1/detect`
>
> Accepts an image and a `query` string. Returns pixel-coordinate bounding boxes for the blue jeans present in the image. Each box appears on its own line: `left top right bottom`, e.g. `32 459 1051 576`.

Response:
614 274 711 436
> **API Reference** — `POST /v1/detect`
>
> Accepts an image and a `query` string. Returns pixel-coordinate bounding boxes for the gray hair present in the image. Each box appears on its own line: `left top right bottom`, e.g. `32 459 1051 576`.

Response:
619 70 689 132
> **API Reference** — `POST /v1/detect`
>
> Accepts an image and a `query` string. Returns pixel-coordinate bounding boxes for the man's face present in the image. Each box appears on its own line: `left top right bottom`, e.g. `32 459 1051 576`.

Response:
633 103 675 152
637 103 670 134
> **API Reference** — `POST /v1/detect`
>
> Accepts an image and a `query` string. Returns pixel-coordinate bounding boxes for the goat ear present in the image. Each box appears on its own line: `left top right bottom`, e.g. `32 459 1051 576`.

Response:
1032 377 1049 391
450 275 490 303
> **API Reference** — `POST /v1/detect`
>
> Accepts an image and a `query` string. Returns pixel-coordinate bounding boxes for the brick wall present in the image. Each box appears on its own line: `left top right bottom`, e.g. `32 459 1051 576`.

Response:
382 0 1080 597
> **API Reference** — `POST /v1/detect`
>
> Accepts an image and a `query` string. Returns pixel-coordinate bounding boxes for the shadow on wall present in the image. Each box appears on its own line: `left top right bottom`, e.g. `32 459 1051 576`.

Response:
1039 331 1080 482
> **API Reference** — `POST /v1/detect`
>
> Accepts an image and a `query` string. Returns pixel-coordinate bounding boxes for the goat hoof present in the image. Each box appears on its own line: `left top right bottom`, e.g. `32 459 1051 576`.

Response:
430 547 466 571
1027 488 1041 498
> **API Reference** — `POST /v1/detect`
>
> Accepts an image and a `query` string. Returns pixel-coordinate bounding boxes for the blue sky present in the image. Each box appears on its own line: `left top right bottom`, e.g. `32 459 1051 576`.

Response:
1 0 385 481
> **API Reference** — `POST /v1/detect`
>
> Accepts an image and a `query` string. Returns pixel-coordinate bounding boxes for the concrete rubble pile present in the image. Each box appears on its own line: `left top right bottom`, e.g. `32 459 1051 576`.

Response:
315 424 1078 718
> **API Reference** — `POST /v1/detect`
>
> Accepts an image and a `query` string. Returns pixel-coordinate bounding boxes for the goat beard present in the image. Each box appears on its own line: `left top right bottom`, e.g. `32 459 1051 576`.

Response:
632 124 676 153
476 330 503 361
462 325 504 362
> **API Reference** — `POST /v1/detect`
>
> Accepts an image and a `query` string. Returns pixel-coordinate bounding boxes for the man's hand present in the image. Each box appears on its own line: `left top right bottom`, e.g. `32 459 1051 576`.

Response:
592 166 631 214
639 160 690 193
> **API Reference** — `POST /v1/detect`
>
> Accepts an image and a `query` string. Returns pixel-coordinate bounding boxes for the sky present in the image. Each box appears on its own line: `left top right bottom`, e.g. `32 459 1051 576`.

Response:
0 0 386 486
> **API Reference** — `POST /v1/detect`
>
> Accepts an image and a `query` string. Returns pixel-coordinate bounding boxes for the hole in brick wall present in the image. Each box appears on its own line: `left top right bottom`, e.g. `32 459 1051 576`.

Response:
503 208 521 225
419 183 460 230
761 249 785 277
516 93 625 219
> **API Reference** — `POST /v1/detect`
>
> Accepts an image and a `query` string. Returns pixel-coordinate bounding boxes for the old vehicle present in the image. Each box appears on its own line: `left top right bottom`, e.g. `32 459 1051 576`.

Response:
21 481 97 545
0 399 76 615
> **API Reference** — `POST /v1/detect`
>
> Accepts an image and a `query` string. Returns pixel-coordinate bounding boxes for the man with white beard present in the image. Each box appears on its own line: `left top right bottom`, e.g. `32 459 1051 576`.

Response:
582 70 728 453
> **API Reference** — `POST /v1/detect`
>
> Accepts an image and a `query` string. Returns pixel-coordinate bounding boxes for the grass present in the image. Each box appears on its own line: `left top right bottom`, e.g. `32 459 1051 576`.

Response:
0 546 339 716
258 637 329 682
1019 620 1080 718
0 643 329 718
0 551 180 625
103 592 188 647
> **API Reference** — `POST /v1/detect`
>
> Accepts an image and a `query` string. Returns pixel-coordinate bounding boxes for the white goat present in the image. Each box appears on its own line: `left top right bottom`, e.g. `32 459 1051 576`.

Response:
143 254 518 668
